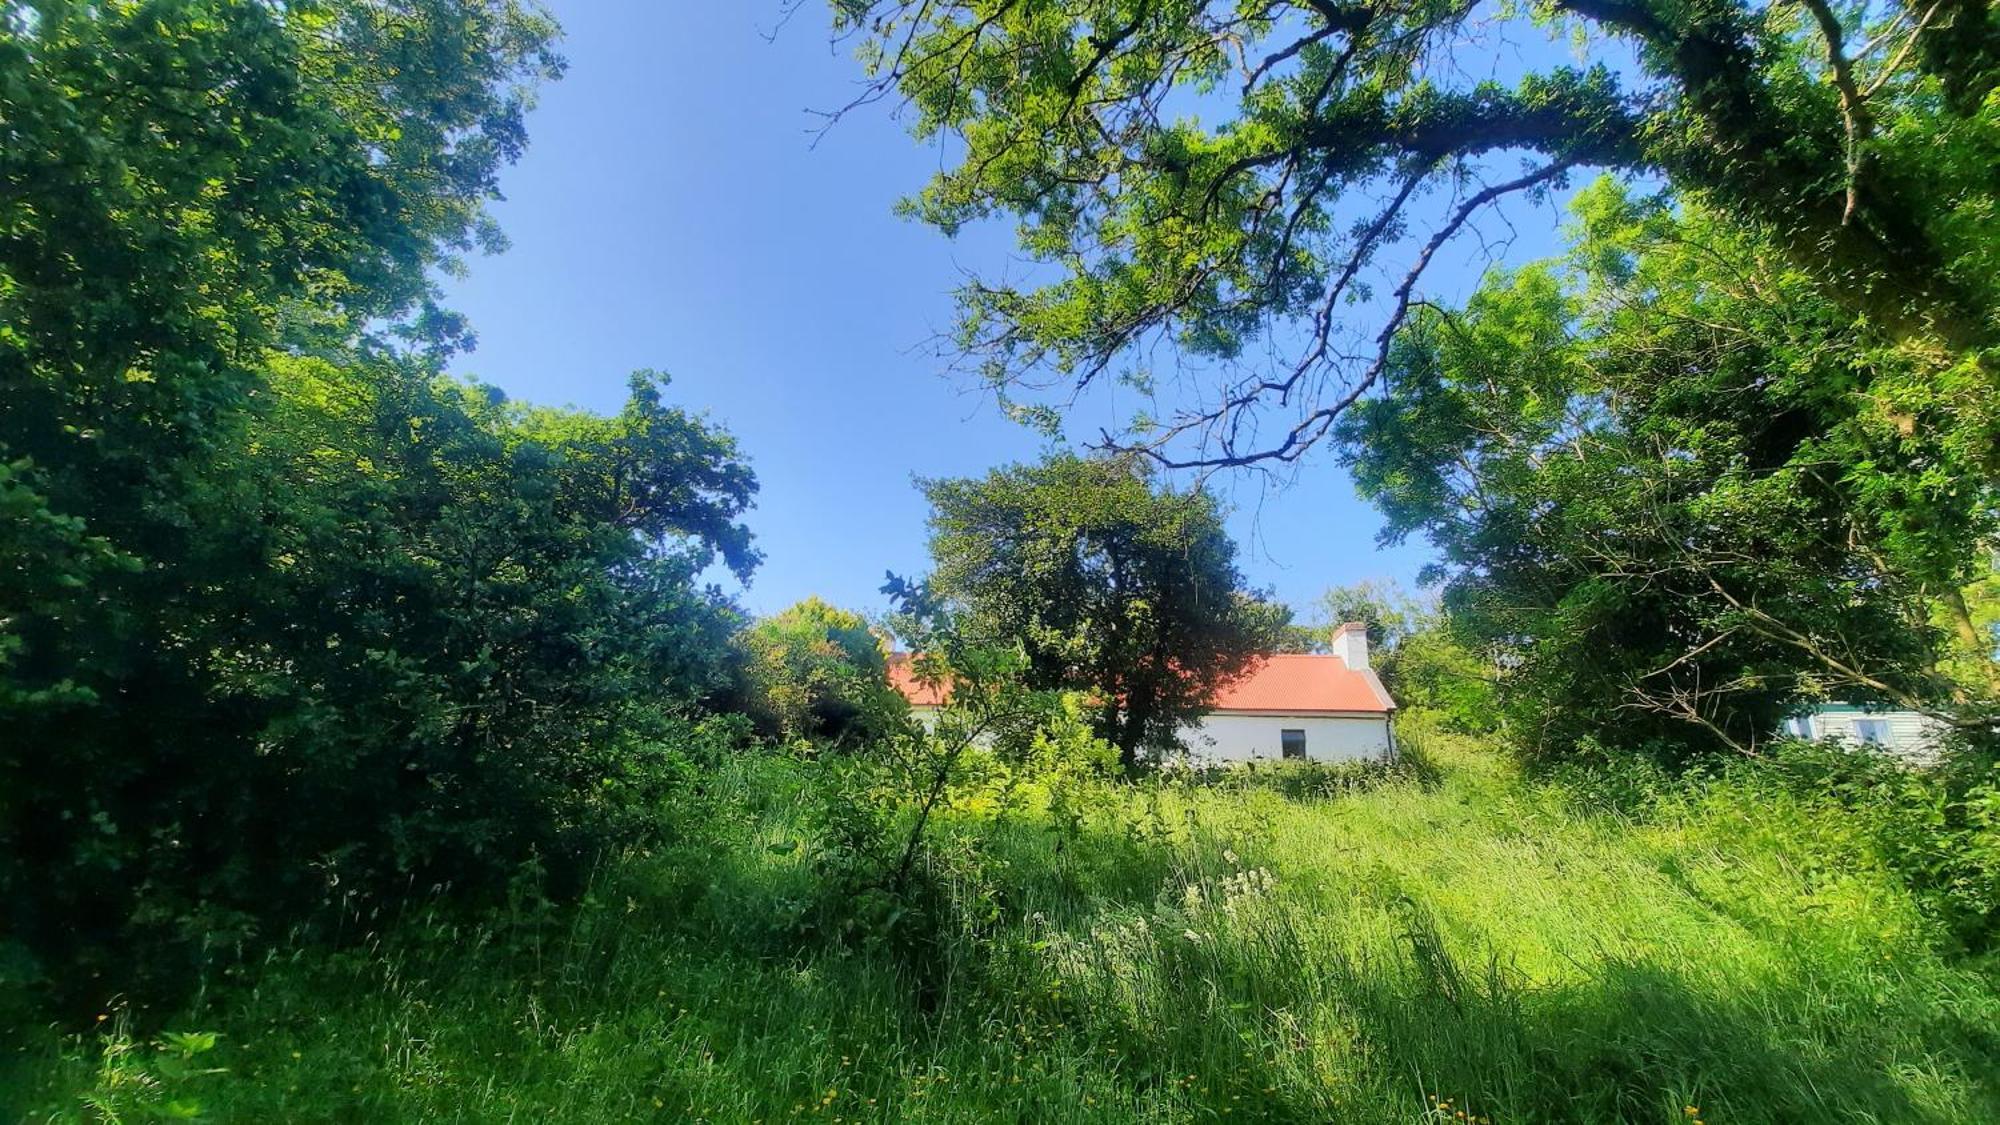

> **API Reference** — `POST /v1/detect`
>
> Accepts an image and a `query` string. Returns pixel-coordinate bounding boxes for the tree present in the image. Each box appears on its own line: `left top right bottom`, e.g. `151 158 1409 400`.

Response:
1339 182 1995 760
1314 580 1418 658
3 0 571 1005
737 597 902 743
7 348 761 1005
829 0 1998 467
920 454 1285 768
1310 580 1499 730
0 1 771 1009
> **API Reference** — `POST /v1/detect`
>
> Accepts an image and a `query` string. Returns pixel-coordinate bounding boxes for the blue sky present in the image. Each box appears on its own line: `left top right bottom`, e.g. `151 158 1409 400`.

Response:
439 2 1576 621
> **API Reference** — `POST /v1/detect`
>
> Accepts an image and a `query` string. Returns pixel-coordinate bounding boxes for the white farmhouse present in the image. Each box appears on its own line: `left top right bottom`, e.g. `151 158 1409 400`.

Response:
886 622 1397 765
1180 624 1396 764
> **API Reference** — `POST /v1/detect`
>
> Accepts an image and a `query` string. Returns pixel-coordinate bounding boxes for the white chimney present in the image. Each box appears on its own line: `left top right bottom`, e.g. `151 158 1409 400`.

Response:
1331 621 1370 671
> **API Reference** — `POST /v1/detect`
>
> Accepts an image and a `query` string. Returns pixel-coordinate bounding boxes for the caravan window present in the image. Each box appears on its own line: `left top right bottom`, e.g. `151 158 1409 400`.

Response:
1852 718 1891 746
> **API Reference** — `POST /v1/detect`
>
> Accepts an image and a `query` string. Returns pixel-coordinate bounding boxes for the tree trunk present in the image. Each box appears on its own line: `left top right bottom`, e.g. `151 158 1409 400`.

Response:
1941 587 2000 697
1114 695 1153 774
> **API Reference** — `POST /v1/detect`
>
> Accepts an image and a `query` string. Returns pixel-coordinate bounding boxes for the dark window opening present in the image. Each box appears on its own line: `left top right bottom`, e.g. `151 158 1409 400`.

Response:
1281 729 1307 760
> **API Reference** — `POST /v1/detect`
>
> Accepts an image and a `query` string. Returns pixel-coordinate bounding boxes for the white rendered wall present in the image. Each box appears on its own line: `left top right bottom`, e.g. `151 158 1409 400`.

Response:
1179 712 1392 765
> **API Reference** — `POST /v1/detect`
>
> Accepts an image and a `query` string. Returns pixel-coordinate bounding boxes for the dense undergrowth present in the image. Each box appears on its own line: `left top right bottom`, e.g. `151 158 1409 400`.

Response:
7 727 1998 1124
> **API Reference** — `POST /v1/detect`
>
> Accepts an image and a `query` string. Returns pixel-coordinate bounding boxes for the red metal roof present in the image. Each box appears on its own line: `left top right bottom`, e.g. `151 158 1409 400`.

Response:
886 652 1392 714
885 652 948 707
1206 653 1394 714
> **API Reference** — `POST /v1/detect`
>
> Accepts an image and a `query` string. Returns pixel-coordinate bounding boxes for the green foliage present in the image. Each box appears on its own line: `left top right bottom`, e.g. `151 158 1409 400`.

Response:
1340 183 1996 761
1741 740 2000 951
1549 732 2000 952
11 733 2000 1122
0 0 768 1013
735 597 901 744
795 576 1116 972
1173 750 1436 801
5 346 760 1010
37 1021 225 1125
834 0 2000 466
921 454 1286 768
1311 580 1499 732
1313 579 1419 657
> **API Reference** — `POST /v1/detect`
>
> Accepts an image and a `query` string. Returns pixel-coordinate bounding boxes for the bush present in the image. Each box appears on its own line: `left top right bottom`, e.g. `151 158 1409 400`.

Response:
1 364 758 1014
1756 738 2000 951
1547 734 2000 953
732 597 904 745
1174 756 1430 801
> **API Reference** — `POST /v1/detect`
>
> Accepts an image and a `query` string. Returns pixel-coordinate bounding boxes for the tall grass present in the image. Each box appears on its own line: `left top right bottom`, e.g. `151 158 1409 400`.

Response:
8 726 1998 1122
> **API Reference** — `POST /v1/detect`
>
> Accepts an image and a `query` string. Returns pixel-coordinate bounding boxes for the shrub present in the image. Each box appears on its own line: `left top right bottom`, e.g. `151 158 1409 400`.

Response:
733 597 904 745
1 363 758 1014
1756 737 2000 951
1547 734 2000 952
1174 756 1428 801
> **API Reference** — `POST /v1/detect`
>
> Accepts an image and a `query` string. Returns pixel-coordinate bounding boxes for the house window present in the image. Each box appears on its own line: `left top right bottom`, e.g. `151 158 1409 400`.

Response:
1783 716 1814 739
1852 718 1891 746
1280 729 1307 760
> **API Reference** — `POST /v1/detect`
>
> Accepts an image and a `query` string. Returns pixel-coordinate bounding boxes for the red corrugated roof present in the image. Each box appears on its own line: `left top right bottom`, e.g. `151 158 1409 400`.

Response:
885 652 1392 714
1206 653 1393 714
885 652 948 707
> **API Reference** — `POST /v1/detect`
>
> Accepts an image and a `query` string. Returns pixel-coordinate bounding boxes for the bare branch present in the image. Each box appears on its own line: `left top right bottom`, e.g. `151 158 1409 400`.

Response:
1128 156 1577 471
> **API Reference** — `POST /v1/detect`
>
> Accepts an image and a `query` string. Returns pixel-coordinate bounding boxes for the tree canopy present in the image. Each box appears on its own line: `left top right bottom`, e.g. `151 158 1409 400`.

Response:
736 597 902 743
1342 181 1996 759
831 0 1998 467
920 454 1286 768
0 0 763 1007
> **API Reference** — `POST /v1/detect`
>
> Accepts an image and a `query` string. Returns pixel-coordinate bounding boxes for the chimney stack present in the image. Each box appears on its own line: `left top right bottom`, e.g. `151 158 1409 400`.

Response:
1331 621 1370 671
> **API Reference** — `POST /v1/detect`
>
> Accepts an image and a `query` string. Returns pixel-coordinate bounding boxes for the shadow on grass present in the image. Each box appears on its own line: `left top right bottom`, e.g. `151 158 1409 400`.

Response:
1033 895 2000 1124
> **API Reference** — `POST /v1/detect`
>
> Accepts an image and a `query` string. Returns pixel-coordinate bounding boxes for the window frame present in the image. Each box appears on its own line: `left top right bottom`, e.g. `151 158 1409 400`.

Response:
1280 728 1307 760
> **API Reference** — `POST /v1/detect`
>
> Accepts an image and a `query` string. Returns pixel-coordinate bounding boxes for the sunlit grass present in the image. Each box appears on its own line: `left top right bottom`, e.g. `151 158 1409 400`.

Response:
8 728 1997 1123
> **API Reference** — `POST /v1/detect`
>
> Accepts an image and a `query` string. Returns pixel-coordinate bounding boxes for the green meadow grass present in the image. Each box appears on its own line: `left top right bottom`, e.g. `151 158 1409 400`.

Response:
8 732 1998 1123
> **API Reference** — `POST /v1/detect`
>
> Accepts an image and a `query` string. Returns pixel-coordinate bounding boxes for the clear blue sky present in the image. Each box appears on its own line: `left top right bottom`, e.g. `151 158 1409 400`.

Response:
438 2 1575 621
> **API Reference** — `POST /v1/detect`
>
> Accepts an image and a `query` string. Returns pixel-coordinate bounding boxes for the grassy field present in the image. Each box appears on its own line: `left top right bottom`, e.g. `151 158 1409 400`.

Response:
8 731 1999 1123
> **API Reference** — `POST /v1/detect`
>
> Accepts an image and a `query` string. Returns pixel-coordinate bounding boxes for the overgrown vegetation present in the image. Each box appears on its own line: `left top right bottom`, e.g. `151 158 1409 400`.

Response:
732 597 900 746
0 1 755 1011
5 1 1999 1121
922 455 1289 768
1342 183 1997 761
9 727 1998 1123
